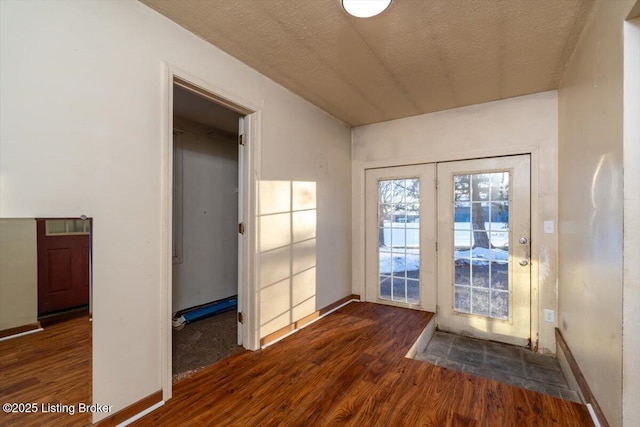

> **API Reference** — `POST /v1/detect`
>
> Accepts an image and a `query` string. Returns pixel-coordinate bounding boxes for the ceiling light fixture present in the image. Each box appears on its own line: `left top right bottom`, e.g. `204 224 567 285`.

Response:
342 0 391 18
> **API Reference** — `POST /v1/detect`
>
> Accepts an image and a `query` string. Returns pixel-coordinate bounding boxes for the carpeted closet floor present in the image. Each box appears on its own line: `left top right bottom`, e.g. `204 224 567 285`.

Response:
172 310 243 382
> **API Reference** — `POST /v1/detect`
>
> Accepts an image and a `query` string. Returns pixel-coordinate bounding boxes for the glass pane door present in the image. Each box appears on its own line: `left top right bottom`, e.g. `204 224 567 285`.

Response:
378 178 420 304
452 172 510 319
437 155 531 346
365 164 436 311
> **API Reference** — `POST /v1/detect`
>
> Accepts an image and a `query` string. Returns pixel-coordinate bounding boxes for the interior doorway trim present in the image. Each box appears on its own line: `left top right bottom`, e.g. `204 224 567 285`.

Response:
161 62 261 401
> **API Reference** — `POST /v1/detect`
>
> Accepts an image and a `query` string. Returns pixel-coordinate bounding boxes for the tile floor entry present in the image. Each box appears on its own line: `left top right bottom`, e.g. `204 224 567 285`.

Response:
414 331 581 403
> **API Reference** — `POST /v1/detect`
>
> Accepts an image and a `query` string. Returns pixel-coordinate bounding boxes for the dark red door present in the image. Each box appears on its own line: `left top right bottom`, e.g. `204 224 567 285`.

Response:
37 219 90 316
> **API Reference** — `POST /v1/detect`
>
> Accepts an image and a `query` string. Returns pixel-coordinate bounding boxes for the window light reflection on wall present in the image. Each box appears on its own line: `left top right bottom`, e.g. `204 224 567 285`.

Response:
342 0 392 18
257 181 317 337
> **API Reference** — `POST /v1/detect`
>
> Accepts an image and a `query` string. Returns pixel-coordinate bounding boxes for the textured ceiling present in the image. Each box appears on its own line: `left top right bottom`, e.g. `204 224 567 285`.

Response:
142 0 593 127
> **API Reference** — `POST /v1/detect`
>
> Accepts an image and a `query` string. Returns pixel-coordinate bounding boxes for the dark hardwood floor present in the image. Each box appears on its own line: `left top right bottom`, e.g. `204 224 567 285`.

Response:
135 302 593 427
0 316 92 427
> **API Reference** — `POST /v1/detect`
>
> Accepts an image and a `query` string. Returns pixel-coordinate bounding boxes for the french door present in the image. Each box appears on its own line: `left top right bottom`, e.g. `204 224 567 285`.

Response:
365 155 531 346
365 165 437 311
436 155 531 346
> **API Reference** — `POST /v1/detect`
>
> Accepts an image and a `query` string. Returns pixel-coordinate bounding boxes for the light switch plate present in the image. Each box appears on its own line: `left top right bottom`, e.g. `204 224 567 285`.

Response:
544 220 554 234
544 309 555 323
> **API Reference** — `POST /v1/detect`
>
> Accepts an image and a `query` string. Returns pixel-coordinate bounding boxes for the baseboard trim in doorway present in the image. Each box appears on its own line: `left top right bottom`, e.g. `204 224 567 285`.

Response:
0 322 42 340
260 294 361 348
94 390 163 427
555 328 609 427
39 305 89 327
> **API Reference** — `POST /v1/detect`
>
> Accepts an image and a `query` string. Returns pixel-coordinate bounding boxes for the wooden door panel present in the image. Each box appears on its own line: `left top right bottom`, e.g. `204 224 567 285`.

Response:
48 249 72 292
73 245 90 306
37 219 90 316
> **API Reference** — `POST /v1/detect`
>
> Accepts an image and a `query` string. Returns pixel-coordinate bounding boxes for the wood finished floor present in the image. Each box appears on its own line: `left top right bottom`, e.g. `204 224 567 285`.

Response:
0 316 92 427
136 302 592 427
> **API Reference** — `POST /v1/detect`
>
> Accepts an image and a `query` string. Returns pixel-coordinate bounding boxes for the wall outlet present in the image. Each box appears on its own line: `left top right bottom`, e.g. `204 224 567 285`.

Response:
544 309 555 323
544 220 554 234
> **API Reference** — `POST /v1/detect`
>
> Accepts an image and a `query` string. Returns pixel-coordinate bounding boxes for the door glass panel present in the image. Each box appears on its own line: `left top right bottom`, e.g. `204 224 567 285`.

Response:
454 175 470 201
452 172 510 320
69 219 87 233
378 178 420 304
490 290 509 319
407 279 419 304
45 219 90 236
454 285 470 313
393 259 406 278
471 264 490 288
379 275 391 299
46 220 67 234
472 288 490 317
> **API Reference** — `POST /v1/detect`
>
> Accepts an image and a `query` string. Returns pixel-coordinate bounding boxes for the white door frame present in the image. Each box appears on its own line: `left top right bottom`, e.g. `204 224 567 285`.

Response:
160 63 261 400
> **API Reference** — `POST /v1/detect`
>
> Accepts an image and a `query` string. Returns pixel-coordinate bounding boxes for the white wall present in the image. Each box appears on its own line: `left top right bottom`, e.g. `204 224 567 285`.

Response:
172 116 238 312
0 219 37 331
623 16 640 427
0 0 351 421
256 100 353 337
557 2 635 426
352 91 559 352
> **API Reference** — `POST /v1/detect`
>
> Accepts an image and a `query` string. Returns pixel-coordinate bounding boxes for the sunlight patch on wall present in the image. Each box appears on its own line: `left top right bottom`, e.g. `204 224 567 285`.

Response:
258 181 317 337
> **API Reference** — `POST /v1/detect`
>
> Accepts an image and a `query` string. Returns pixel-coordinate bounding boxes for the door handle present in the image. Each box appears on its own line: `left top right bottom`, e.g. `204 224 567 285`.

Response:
519 259 528 266
519 237 530 259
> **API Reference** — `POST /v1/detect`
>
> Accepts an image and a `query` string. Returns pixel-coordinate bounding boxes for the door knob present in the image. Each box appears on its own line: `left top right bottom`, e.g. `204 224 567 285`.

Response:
519 259 528 266
519 237 528 244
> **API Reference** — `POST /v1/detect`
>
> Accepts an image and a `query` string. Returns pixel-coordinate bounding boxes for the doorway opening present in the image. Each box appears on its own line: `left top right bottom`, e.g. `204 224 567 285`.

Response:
365 155 532 347
36 217 92 326
170 83 244 382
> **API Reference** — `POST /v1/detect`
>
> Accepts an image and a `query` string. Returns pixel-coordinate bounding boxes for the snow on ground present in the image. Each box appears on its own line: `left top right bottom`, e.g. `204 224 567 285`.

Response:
454 247 508 266
379 251 420 274
379 222 510 274
453 222 508 248
379 247 508 273
382 222 509 248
